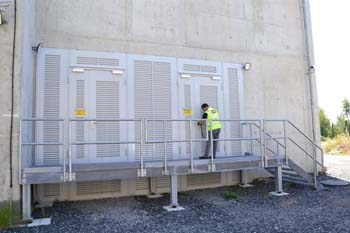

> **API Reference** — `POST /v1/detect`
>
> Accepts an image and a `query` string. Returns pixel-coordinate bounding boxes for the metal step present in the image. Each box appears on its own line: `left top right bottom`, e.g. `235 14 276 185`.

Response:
282 178 314 186
282 174 309 183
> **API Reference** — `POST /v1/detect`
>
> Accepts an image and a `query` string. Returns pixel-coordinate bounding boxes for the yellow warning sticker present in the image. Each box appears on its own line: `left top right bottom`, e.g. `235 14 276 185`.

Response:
183 108 193 116
74 109 87 117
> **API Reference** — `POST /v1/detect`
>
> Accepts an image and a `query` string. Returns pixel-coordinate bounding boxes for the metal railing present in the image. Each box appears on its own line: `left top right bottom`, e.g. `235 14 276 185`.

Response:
20 118 324 186
20 118 66 182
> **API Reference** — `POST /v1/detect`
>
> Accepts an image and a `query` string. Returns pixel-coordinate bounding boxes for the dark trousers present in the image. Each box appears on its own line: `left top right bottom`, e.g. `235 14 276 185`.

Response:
204 128 221 157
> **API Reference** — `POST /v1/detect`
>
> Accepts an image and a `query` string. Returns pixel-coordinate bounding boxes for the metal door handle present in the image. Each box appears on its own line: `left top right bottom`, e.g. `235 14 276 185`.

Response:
90 121 96 129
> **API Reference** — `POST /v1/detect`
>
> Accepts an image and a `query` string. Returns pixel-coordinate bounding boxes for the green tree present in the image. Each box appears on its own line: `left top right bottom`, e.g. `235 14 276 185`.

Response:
335 115 346 135
342 98 350 135
319 108 331 138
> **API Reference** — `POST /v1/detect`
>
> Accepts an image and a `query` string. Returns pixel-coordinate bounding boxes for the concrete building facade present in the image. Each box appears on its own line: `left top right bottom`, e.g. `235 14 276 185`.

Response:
0 0 322 219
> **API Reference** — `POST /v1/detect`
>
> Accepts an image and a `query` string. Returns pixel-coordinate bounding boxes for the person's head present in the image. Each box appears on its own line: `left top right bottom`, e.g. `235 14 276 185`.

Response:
201 103 209 112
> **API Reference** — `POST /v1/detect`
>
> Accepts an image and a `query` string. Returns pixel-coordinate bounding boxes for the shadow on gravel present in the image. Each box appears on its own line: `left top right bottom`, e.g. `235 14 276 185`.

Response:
4 181 350 233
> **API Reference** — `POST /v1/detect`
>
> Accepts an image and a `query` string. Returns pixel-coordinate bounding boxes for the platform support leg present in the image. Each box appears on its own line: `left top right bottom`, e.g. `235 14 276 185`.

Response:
163 175 184 212
147 177 163 198
22 184 32 221
239 170 254 188
270 166 289 196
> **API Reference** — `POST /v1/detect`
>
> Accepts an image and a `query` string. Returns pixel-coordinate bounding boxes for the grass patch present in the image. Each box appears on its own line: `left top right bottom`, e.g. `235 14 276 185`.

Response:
322 135 350 155
224 191 240 201
0 202 12 229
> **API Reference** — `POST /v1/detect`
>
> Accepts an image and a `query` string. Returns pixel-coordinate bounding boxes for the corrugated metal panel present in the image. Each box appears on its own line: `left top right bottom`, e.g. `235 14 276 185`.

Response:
134 60 173 161
43 184 60 197
76 180 121 196
96 81 120 157
228 68 241 155
75 80 85 159
187 173 221 187
43 54 61 165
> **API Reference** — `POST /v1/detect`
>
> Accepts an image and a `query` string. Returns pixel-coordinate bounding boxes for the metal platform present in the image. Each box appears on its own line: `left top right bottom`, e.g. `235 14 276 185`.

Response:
22 155 284 184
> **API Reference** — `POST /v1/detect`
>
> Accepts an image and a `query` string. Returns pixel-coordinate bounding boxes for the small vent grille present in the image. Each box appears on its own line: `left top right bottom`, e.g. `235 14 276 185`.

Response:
135 178 150 191
43 54 61 165
200 65 217 73
76 180 121 196
228 68 241 154
183 64 200 72
96 81 120 157
156 177 170 188
76 56 119 67
187 173 221 187
43 184 60 197
183 64 217 74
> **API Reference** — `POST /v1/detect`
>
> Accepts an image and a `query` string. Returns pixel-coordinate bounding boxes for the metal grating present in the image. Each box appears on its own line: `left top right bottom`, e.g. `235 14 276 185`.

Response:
187 173 221 187
228 68 241 155
76 180 121 196
75 80 85 159
43 184 60 197
96 81 120 157
43 54 61 165
76 56 119 67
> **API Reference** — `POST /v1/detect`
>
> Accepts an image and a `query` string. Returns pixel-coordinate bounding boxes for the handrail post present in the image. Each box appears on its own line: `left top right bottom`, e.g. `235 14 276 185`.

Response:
249 123 253 153
19 119 22 184
262 120 267 167
62 120 66 182
210 120 214 172
140 119 145 177
163 120 168 175
189 120 194 173
312 141 317 189
283 120 288 166
259 120 264 168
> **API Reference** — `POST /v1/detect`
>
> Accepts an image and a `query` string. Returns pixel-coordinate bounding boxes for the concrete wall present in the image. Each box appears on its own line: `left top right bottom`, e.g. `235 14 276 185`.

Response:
32 0 319 167
0 0 321 203
0 0 21 203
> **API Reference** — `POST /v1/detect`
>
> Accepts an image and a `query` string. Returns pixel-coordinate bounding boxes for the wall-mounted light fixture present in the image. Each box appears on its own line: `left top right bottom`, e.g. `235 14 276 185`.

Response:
180 74 191 79
243 63 251 71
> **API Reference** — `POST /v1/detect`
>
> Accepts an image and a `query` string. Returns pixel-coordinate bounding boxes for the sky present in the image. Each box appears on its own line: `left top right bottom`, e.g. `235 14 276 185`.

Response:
310 0 350 123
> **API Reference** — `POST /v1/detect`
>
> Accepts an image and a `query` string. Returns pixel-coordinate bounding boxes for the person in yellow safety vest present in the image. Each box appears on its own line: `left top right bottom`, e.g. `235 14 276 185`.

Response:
197 103 222 159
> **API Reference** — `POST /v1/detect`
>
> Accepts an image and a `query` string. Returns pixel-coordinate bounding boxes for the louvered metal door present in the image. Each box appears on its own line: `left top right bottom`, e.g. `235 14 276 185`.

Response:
179 76 225 157
69 70 127 163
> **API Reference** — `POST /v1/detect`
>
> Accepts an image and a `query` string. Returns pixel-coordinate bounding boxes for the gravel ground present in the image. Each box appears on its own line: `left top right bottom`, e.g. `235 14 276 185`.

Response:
324 154 350 181
4 155 350 233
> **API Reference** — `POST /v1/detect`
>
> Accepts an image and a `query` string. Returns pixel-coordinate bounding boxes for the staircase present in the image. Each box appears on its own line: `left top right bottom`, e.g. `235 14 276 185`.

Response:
267 159 324 189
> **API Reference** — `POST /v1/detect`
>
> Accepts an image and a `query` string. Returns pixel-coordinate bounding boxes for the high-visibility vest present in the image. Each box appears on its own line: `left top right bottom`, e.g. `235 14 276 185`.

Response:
205 107 222 131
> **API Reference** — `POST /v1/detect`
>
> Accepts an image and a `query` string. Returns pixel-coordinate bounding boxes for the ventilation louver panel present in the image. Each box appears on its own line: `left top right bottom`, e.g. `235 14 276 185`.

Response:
43 184 60 197
76 56 119 67
183 64 217 74
76 180 121 196
228 68 241 155
134 60 173 161
135 178 150 191
96 81 120 157
43 54 61 165
75 80 85 159
184 85 192 154
187 173 221 187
